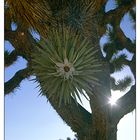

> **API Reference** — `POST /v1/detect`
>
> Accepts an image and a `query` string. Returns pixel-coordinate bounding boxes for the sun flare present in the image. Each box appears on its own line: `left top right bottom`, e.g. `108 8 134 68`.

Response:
108 96 117 106
108 90 124 106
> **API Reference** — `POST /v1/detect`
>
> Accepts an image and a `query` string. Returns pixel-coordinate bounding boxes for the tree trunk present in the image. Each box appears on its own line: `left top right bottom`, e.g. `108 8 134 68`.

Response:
77 86 118 140
76 127 117 140
76 120 117 140
40 80 118 140
108 125 117 140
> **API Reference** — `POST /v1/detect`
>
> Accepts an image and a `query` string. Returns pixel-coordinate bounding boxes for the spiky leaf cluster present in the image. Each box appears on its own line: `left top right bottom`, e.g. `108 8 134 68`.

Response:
103 27 120 60
45 0 97 38
32 28 101 105
111 76 133 91
64 0 96 30
5 0 97 37
110 54 128 72
116 76 133 91
103 26 131 73
6 0 51 35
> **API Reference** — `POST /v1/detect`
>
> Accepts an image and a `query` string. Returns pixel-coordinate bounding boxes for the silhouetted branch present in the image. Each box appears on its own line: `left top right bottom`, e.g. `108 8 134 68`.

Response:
46 94 92 135
5 67 31 95
112 85 136 123
103 1 135 53
104 0 135 24
4 50 19 67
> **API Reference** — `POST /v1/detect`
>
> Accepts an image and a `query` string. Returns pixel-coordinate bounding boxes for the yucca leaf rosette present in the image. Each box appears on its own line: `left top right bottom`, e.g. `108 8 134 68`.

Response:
32 29 102 105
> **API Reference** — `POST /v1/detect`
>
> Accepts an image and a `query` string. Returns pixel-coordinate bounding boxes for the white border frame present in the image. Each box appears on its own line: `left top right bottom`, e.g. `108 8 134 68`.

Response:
1 1 138 140
136 1 139 140
0 1 4 140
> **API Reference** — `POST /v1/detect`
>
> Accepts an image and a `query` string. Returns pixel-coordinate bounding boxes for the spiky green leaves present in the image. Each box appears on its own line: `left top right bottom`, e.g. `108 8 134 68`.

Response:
32 28 101 105
65 0 95 30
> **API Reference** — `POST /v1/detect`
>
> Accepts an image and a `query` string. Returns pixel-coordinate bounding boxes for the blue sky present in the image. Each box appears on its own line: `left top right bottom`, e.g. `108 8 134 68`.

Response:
5 0 136 140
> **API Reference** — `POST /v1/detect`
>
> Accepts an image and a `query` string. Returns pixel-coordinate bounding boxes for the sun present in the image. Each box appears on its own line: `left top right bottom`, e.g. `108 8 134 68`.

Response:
108 96 117 106
108 90 124 106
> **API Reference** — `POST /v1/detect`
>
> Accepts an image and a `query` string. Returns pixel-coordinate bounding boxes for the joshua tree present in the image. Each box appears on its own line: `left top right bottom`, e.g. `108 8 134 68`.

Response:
5 0 135 140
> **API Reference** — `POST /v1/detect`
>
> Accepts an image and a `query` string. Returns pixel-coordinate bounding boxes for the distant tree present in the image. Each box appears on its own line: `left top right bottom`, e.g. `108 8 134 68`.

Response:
5 0 135 140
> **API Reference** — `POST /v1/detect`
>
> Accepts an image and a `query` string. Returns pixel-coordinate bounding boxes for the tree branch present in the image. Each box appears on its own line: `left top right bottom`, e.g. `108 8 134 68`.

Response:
103 2 136 80
5 67 31 95
5 7 12 31
46 95 92 135
4 50 19 67
98 0 135 37
93 0 107 14
114 27 135 53
5 9 37 60
112 85 136 123
5 27 36 60
104 1 135 24
130 55 136 78
103 1 135 53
